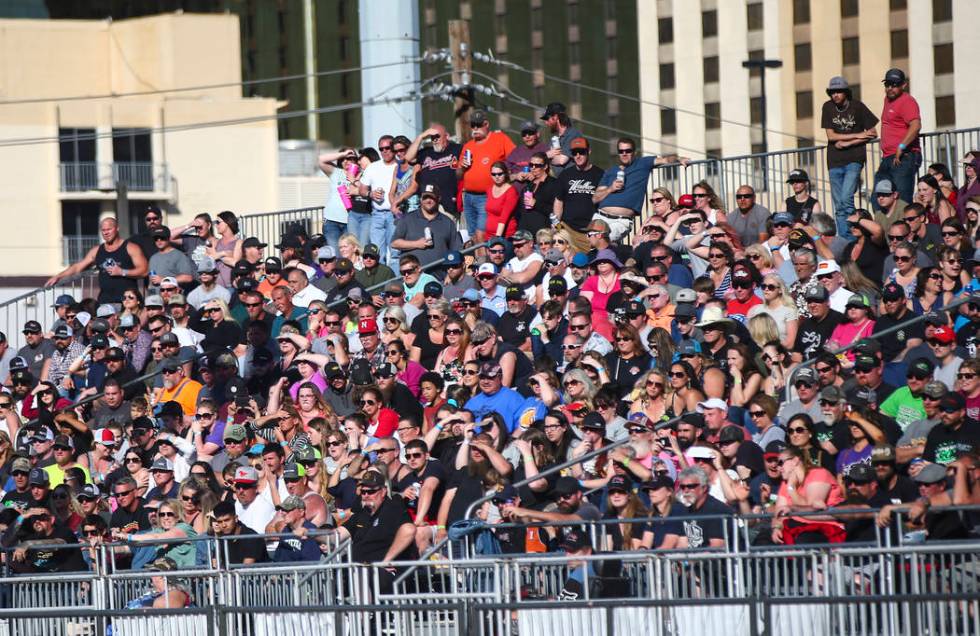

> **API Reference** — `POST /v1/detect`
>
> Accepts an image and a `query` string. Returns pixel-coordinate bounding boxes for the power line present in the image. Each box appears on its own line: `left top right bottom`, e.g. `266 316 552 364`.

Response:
0 60 415 107
0 93 424 148
474 50 811 143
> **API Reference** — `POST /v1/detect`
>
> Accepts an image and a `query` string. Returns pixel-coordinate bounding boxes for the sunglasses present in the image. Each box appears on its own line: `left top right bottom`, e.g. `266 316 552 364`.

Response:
405 453 425 460
359 399 377 406
462 369 479 376
617 148 634 154
360 487 382 495
748 410 766 418
158 511 177 518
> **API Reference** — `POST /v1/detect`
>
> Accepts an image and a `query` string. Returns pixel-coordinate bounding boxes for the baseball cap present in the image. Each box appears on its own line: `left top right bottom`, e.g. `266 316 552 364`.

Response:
581 412 606 431
469 110 488 126
939 392 966 412
324 362 345 380
764 440 787 458
316 246 337 261
358 471 386 489
476 263 498 277
914 463 947 484
540 101 566 120
569 137 589 150
519 120 538 134
151 226 171 240
423 281 443 297
570 253 590 268
931 325 955 344
357 318 378 334
873 180 896 195
849 387 878 408
22 320 42 335
150 457 174 472
461 288 480 302
815 260 840 276
335 258 354 273
279 495 305 511
586 219 611 234
922 381 948 400
673 303 698 319
444 250 463 267
105 347 125 361
826 76 849 92
677 194 695 208
881 282 905 302
804 285 829 302
242 237 267 250
282 463 306 480
78 484 102 500
696 398 727 412
53 325 73 339
52 435 74 451
159 276 179 289
505 285 525 301
882 68 907 85
374 362 397 379
772 212 794 225
511 229 533 244
923 311 949 327
52 294 75 308
820 386 845 404
786 169 809 183
158 332 179 347
548 277 568 295
92 428 116 447
793 367 818 385
870 445 897 464
687 446 715 460
196 256 218 274
276 234 303 250
845 294 871 310
478 361 502 378
907 357 935 379
234 466 259 484
145 294 164 308
223 424 248 443
846 463 876 484
544 248 566 264
420 183 441 200
29 468 49 486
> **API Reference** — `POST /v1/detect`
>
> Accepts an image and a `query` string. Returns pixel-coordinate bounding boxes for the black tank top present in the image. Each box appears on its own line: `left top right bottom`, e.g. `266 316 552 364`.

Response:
95 240 137 304
490 342 533 388
785 195 819 225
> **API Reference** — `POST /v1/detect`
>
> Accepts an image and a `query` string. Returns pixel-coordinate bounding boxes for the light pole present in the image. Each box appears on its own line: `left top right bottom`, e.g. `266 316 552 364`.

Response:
742 58 782 191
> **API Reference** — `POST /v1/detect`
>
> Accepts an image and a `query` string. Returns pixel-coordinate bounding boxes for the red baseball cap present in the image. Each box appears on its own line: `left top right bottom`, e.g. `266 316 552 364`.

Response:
931 325 955 344
677 194 695 208
358 318 378 334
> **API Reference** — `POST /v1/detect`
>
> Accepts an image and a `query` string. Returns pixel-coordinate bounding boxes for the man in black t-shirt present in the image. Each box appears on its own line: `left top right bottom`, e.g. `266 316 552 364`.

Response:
820 76 879 235
662 466 734 549
554 138 604 251
339 471 418 565
400 439 447 552
793 287 843 362
108 476 152 538
210 500 270 565
498 285 536 352
12 511 87 573
873 283 924 385
406 125 461 214
923 393 980 465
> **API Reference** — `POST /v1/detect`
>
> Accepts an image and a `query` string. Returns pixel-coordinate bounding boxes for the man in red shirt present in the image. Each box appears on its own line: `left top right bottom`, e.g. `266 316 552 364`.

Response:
874 68 921 209
726 268 761 322
457 110 516 245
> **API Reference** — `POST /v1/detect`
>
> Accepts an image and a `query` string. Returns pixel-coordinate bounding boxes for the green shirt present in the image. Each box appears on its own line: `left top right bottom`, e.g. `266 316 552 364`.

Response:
878 386 925 432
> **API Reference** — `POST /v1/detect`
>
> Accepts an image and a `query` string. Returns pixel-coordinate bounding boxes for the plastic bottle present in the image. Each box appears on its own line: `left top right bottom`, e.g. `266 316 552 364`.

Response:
616 167 625 183
337 185 353 211
523 190 534 208
424 227 433 247
345 163 359 180
550 136 561 150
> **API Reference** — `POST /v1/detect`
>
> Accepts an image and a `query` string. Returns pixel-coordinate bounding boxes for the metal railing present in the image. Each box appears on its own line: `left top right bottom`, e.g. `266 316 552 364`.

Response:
57 161 171 193
238 205 324 250
637 126 980 236
0 271 98 350
60 235 101 265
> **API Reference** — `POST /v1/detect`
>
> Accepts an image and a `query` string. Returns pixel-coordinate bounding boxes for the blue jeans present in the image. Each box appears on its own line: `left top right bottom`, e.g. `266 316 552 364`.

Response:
370 210 396 266
829 162 864 238
347 211 372 248
463 192 488 238
874 151 922 211
322 220 346 251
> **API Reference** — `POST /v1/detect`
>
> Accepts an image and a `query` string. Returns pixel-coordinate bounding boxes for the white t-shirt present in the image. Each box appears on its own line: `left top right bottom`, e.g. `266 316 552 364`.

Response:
360 160 398 212
506 252 544 301
236 495 276 533
828 287 855 314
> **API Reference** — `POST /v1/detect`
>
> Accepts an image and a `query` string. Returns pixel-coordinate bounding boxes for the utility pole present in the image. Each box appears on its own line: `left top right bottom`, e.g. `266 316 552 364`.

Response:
742 57 782 191
448 20 473 141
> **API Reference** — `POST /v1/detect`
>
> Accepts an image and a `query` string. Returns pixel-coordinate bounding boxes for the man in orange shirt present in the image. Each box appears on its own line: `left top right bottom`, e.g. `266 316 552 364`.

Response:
457 110 516 245
157 357 202 427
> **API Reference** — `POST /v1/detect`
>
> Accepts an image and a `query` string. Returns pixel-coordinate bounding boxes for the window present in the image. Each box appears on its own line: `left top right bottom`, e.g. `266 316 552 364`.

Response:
891 29 908 59
746 49 764 77
659 63 675 90
890 0 907 9
794 43 812 72
660 110 676 135
851 84 862 102
933 0 952 22
842 37 860 65
658 17 673 44
705 102 721 130
840 0 859 17
934 43 954 74
702 10 717 37
111 128 151 163
59 128 96 164
793 0 810 24
750 97 763 124
703 56 719 83
747 3 764 30
935 96 955 127
796 91 813 119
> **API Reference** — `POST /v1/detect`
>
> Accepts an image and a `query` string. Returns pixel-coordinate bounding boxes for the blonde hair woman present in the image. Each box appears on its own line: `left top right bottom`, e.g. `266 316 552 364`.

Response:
338 233 364 270
744 244 775 276
691 180 728 226
552 229 575 260
747 313 780 350
649 187 677 223
380 306 415 348
747 274 798 349
629 369 670 424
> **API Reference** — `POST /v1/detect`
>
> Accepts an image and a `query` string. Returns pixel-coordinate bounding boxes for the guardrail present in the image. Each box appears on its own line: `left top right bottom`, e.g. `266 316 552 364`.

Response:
238 206 324 251
58 161 172 193
0 271 98 350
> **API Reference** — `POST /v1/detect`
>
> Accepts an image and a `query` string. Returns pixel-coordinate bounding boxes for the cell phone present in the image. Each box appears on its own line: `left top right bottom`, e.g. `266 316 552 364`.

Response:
472 425 484 435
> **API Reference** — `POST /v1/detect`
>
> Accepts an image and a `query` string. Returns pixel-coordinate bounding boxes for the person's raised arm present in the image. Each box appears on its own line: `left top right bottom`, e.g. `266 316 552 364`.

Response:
472 438 513 477
45 244 99 287
405 128 438 164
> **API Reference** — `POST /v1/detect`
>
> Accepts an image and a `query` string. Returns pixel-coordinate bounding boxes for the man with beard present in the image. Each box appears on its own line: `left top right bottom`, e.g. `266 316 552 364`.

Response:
662 466 734 549
156 358 201 424
792 286 843 362
674 413 705 454
498 285 535 353
320 362 355 417
873 282 924 386
840 463 893 543
373 363 423 424
923 392 980 466
896 380 945 463
499 476 600 545
749 441 786 513
870 445 919 504
879 357 931 432
48 325 84 396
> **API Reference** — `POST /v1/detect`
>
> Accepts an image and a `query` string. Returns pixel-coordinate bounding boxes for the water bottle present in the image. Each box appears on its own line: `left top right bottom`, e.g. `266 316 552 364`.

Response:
337 185 353 211
345 163 359 180
523 190 534 209
550 136 561 150
616 168 625 183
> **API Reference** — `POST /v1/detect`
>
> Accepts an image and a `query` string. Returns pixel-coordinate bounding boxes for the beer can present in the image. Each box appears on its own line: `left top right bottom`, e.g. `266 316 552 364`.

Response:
550 136 561 150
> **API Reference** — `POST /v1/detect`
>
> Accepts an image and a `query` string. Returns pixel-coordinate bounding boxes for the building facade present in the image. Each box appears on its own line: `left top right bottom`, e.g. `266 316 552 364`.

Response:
0 13 280 276
637 0 980 162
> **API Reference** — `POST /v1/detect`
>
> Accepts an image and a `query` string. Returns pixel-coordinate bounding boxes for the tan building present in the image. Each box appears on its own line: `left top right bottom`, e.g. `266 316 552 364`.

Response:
0 13 281 277
638 0 980 162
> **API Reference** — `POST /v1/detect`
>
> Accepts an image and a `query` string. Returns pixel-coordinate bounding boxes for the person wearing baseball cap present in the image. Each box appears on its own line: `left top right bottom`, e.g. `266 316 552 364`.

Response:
457 110 516 246
925 325 962 387
553 136 604 248
353 243 395 291
876 67 920 208
464 358 527 434
507 119 548 184
231 464 276 531
440 250 474 302
877 357 932 431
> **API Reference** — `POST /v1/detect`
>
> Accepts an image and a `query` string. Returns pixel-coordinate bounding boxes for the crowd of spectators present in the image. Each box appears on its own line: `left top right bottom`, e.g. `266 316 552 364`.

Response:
0 69 976 583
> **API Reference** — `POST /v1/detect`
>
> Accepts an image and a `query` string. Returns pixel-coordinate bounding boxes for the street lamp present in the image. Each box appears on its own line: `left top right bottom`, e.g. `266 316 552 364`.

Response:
742 58 782 191
741 58 783 155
